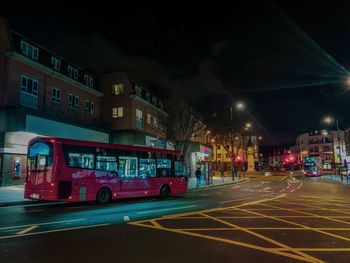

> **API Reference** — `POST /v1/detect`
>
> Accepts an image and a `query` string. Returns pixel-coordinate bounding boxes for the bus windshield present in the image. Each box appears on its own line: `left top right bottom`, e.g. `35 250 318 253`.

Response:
28 142 53 169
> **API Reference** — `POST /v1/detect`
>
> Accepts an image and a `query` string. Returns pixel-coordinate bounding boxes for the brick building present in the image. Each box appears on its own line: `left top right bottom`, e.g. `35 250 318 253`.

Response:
0 18 109 186
99 72 169 149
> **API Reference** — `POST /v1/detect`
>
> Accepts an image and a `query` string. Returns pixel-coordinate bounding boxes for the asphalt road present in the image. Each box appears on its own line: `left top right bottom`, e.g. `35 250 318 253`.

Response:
1 175 350 263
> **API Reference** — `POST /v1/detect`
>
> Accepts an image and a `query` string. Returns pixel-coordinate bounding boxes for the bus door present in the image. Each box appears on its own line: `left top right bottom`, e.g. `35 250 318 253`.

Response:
27 141 54 191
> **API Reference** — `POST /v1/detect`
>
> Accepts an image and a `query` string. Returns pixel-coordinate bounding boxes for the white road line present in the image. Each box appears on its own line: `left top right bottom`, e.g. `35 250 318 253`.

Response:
123 216 130 221
0 218 86 231
138 205 197 214
232 185 241 189
262 187 271 191
280 176 287 181
16 225 38 235
219 197 250 204
0 223 110 240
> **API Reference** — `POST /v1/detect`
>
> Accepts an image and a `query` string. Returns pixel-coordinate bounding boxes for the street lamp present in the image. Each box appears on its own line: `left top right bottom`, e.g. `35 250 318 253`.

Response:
323 116 341 173
235 101 245 111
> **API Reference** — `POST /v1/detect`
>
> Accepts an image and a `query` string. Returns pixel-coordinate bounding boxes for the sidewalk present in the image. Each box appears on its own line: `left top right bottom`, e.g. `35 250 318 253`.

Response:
188 176 246 190
0 185 28 205
322 174 350 184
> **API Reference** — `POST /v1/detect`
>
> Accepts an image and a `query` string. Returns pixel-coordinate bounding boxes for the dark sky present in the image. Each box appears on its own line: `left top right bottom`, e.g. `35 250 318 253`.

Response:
2 1 350 145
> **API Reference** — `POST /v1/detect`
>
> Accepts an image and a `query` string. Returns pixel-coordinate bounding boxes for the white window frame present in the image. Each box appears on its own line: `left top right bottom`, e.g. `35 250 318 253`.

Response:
68 66 79 80
20 75 38 96
21 41 39 60
51 57 61 71
52 87 61 103
112 107 123 118
84 74 93 87
68 93 79 109
147 113 151 124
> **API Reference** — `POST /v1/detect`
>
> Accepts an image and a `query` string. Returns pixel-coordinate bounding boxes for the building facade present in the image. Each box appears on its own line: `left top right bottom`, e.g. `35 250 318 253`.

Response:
99 72 170 149
0 18 109 186
294 130 348 169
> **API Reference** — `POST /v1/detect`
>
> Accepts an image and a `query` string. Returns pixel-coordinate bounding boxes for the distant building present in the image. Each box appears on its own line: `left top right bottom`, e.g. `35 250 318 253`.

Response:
0 18 109 186
294 130 348 169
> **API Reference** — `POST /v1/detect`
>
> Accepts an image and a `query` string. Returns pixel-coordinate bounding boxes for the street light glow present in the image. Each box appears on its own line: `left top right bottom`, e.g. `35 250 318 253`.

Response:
245 122 252 128
323 116 333 124
235 101 245 110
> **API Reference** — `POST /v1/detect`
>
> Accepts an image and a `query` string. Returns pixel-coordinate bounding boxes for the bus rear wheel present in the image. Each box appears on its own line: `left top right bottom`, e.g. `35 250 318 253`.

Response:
96 187 112 204
160 185 170 198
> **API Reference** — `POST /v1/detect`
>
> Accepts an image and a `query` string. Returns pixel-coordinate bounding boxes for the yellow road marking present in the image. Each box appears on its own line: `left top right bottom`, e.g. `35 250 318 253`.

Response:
130 220 322 263
276 200 350 218
245 204 350 242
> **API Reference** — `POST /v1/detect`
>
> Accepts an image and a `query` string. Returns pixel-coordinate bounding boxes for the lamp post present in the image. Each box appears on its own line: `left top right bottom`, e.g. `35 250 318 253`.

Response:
229 101 245 179
323 116 341 176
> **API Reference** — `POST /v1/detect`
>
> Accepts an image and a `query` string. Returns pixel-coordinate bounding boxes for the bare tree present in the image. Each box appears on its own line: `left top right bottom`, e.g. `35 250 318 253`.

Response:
166 100 206 156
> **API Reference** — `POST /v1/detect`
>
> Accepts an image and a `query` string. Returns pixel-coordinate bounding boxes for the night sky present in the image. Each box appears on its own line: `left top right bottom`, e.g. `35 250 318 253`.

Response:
2 1 350 145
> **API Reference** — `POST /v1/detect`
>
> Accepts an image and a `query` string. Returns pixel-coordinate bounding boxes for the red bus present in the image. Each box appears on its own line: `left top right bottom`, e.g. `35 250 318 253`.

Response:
24 137 188 203
302 157 323 176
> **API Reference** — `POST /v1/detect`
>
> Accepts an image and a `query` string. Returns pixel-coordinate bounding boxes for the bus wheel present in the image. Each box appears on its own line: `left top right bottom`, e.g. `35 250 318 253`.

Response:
160 185 170 198
96 187 111 204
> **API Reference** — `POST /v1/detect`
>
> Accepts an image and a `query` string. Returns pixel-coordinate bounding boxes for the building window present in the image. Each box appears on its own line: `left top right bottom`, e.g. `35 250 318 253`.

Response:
20 75 38 109
85 100 94 114
112 83 124 95
84 74 94 87
136 108 143 129
112 107 123 118
21 75 38 96
68 66 79 80
68 94 79 109
147 114 151 124
20 41 39 60
51 57 61 71
217 145 221 150
217 154 222 158
226 154 231 158
146 93 150 102
52 87 61 103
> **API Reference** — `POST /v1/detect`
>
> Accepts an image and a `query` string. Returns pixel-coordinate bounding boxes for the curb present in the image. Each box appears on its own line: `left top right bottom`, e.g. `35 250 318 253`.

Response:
321 176 350 185
189 178 248 192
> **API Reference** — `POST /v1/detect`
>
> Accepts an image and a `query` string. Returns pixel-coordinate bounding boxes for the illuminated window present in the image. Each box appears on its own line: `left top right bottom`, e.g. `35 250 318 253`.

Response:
52 87 61 103
112 107 123 118
51 57 61 71
118 156 138 178
139 158 156 178
68 153 94 169
96 156 117 172
157 159 171 177
112 83 124 95
147 114 151 124
136 109 143 129
153 116 159 128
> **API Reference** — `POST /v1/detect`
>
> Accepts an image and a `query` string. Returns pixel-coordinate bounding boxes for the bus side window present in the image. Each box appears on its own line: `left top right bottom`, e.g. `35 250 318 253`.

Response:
118 156 138 178
156 154 171 177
